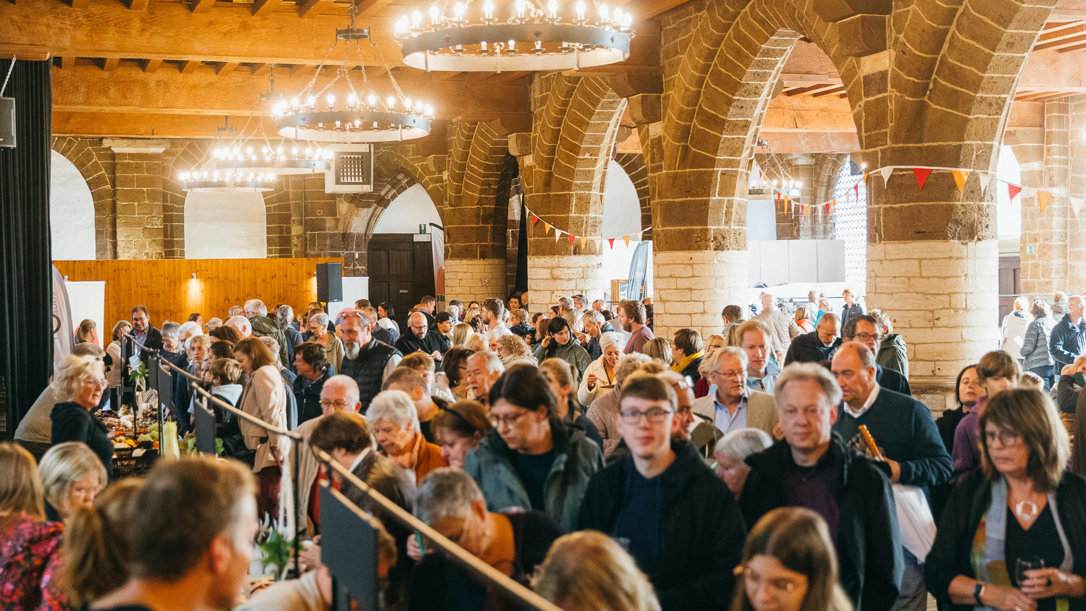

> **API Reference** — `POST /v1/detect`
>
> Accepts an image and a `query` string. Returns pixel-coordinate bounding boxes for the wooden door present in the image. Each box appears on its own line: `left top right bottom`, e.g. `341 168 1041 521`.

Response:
368 234 435 330
998 255 1021 321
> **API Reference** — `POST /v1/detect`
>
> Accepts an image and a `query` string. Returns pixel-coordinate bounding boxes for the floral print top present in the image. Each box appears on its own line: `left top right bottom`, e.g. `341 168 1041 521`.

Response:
0 513 67 610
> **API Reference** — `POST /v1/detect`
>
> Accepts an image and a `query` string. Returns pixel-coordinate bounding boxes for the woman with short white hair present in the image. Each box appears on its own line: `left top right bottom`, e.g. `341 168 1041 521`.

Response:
714 428 772 499
577 331 627 406
50 355 113 479
367 390 445 484
306 312 344 372
38 441 107 522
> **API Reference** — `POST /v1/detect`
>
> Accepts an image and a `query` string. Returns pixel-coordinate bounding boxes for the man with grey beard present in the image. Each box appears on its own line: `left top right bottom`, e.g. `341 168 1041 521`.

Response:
336 309 402 412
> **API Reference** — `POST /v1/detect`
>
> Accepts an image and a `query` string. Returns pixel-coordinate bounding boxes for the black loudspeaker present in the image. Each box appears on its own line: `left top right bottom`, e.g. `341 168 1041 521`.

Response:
0 98 14 149
316 262 343 302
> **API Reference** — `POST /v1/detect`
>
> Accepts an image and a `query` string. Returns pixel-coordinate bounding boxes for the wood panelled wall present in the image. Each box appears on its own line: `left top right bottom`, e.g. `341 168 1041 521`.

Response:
53 258 342 331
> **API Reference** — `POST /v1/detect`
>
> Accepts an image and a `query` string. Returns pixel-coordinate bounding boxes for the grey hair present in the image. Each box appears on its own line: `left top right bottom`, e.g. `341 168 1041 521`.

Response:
774 362 843 407
615 353 651 387
39 442 107 518
323 375 361 408
276 305 294 329
599 331 627 353
244 299 268 317
582 310 605 325
470 350 505 375
414 467 484 526
448 304 461 319
160 321 181 339
178 321 202 340
309 312 329 327
51 354 105 402
715 428 773 461
366 389 420 432
258 336 282 365
225 315 251 335
708 346 748 372
868 309 893 334
205 317 223 331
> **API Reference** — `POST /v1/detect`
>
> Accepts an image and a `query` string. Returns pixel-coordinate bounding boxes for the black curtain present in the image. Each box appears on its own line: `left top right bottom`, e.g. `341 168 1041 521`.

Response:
515 195 528 293
0 59 52 438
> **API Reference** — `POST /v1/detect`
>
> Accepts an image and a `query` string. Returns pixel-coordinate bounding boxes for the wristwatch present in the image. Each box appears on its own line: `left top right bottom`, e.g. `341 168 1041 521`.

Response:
974 583 986 605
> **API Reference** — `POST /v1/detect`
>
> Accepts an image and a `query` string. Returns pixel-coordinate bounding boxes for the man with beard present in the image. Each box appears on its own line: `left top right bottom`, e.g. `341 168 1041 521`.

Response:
337 309 402 412
395 311 447 360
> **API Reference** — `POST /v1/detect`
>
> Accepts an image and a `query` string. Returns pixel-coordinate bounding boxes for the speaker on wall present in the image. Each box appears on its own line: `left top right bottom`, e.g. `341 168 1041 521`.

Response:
316 262 343 303
0 98 14 149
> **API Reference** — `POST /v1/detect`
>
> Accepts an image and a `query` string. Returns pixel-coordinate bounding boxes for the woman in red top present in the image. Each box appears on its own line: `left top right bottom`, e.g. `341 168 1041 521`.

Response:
0 442 66 610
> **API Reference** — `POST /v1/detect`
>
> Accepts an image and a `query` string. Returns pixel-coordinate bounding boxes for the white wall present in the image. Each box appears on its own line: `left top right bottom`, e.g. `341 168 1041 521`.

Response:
373 184 442 234
997 145 1022 239
50 150 96 260
747 199 777 241
601 160 652 299
184 191 267 259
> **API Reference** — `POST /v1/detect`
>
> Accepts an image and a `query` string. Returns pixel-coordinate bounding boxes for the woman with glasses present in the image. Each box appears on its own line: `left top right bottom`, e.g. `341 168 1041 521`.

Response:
926 388 1086 611
951 350 1019 484
410 468 564 611
731 507 852 611
578 331 627 407
49 354 114 479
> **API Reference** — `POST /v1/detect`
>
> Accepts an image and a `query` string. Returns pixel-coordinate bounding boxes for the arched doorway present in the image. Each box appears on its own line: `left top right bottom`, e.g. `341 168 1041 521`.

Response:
601 159 651 299
50 150 96 261
368 184 442 328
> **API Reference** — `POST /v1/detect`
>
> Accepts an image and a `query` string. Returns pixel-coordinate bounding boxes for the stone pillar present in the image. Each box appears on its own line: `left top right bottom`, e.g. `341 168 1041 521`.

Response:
1008 124 1062 297
105 139 168 260
866 163 999 411
1068 95 1086 291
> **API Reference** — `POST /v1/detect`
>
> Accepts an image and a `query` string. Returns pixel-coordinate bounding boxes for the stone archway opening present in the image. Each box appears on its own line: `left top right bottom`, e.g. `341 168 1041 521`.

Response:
183 191 268 259
50 150 96 261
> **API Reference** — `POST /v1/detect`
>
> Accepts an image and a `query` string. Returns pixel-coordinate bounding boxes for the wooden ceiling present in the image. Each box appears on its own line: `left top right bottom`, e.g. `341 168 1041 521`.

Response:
2 0 1086 151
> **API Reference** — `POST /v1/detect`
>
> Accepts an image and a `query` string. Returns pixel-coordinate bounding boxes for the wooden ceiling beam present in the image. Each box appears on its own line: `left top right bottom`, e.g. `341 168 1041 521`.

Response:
125 0 149 9
140 58 162 72
178 60 201 74
251 0 281 16
189 0 215 14
216 61 239 75
296 0 333 17
1058 40 1086 52
100 57 119 71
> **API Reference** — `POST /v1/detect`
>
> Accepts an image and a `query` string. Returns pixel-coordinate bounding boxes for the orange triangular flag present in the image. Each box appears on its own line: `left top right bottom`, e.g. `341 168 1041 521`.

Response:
623 235 631 247
951 170 970 193
913 168 932 191
544 223 551 234
862 172 868 184
1038 190 1052 214
568 233 576 246
805 204 811 218
579 236 587 250
1008 183 1022 201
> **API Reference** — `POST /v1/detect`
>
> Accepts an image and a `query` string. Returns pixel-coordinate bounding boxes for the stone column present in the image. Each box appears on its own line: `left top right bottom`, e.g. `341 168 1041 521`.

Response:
1068 95 1086 292
1008 123 1063 297
866 162 999 411
105 138 168 260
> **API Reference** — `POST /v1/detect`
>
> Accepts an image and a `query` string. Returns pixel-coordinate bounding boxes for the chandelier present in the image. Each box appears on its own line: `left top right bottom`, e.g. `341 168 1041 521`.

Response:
272 5 434 143
393 0 635 72
179 169 278 193
214 143 332 175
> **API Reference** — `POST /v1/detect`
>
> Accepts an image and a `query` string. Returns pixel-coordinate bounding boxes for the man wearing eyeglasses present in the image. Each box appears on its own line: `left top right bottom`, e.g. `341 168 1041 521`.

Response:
740 362 903 611
692 347 778 452
579 375 745 611
395 311 445 361
843 315 911 395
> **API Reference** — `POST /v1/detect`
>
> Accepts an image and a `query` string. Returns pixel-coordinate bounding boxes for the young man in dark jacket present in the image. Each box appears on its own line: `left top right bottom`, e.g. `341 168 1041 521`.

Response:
740 362 903 611
579 375 744 611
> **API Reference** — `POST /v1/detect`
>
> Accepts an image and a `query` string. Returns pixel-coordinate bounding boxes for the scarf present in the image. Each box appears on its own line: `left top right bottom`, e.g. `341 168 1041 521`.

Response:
971 477 1072 610
671 351 704 374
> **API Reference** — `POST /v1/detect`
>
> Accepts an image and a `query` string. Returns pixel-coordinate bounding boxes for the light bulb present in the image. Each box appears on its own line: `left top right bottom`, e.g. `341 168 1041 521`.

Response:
612 7 621 22
387 95 396 108
483 0 493 18
290 97 299 108
395 15 410 33
454 2 466 19
622 12 632 27
424 103 434 116
415 100 424 113
306 95 316 107
508 39 516 51
291 146 299 156
326 93 335 108
575 0 585 19
598 3 608 20
429 4 440 23
515 0 526 17
348 93 359 106
367 94 377 107
411 10 422 26
404 97 412 110
547 0 557 17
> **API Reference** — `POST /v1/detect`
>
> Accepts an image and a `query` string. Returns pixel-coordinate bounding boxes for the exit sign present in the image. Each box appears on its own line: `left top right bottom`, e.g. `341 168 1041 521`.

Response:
1026 245 1036 255
418 224 427 234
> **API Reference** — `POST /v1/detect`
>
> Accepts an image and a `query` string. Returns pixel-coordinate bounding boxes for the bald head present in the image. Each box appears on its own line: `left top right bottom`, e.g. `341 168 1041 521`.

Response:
408 311 429 339
816 313 840 345
321 374 361 415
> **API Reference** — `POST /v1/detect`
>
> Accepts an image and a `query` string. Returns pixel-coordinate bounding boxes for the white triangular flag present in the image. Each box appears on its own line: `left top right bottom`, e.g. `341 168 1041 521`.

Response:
1072 198 1084 217
879 166 893 187
554 229 562 243
978 173 992 197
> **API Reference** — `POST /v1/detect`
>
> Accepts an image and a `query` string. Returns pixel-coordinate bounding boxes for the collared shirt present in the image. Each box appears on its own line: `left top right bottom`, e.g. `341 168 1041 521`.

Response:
712 386 749 436
843 384 880 419
133 326 148 347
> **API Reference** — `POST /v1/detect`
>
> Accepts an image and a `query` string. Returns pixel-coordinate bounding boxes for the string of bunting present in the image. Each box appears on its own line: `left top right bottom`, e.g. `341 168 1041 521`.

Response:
525 205 650 251
766 165 1074 219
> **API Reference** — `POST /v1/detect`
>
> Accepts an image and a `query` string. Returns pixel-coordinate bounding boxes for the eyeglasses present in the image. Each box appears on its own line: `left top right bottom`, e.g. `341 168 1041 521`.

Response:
985 430 1022 447
490 410 530 428
738 566 798 594
853 333 880 342
319 398 351 410
618 408 673 424
84 377 108 389
712 369 744 379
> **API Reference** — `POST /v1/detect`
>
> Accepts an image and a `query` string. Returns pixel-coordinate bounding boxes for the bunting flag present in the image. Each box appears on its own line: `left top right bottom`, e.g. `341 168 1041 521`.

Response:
978 173 992 197
1072 198 1084 217
544 223 552 234
805 204 812 218
952 170 970 193
879 166 893 187
608 238 615 249
1007 183 1022 202
853 183 860 200
579 236 588 250
825 202 831 214
554 229 562 243
531 214 540 226
862 172 869 184
1038 190 1052 214
623 235 631 247
568 233 576 246
913 168 932 191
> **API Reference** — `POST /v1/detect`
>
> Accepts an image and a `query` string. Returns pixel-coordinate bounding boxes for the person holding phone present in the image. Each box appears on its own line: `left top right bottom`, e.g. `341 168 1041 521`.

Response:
926 388 1086 611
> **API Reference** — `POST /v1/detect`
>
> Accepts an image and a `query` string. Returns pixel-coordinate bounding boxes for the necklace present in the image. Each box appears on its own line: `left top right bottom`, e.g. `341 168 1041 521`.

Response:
1015 500 1039 522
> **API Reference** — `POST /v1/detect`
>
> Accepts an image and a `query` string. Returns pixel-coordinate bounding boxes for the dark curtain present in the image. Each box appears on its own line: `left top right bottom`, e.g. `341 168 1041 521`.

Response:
0 59 52 438
515 195 528 293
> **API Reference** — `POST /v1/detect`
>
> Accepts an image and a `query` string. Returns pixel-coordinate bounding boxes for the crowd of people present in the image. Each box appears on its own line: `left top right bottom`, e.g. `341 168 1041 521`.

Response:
5 287 1086 611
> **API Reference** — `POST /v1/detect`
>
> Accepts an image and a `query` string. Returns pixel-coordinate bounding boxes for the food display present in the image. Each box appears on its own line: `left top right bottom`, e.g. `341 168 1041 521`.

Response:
97 406 167 478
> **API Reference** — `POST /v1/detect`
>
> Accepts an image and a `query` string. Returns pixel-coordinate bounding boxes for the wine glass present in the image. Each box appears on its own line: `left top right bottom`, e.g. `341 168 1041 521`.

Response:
1015 555 1046 587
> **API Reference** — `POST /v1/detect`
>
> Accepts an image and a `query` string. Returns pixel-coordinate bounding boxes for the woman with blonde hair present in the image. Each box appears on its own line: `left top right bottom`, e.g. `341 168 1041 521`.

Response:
794 307 814 334
642 337 673 365
495 333 536 367
731 507 852 611
533 530 660 611
0 443 66 609
62 479 144 607
39 442 107 522
50 354 113 478
104 320 132 389
539 358 602 447
451 322 476 348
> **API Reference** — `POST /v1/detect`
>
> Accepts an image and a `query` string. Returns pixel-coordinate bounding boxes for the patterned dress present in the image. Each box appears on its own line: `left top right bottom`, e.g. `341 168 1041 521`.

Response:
0 513 66 610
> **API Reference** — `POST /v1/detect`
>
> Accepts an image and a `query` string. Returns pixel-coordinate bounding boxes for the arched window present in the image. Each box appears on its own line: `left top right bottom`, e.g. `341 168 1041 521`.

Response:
833 159 867 288
372 184 442 233
50 150 96 260
601 160 651 295
184 191 267 259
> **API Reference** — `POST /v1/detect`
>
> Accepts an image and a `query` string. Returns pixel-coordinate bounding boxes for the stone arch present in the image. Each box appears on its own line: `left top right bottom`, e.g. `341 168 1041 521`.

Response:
161 140 209 259
51 136 115 259
613 152 651 235
375 145 446 214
